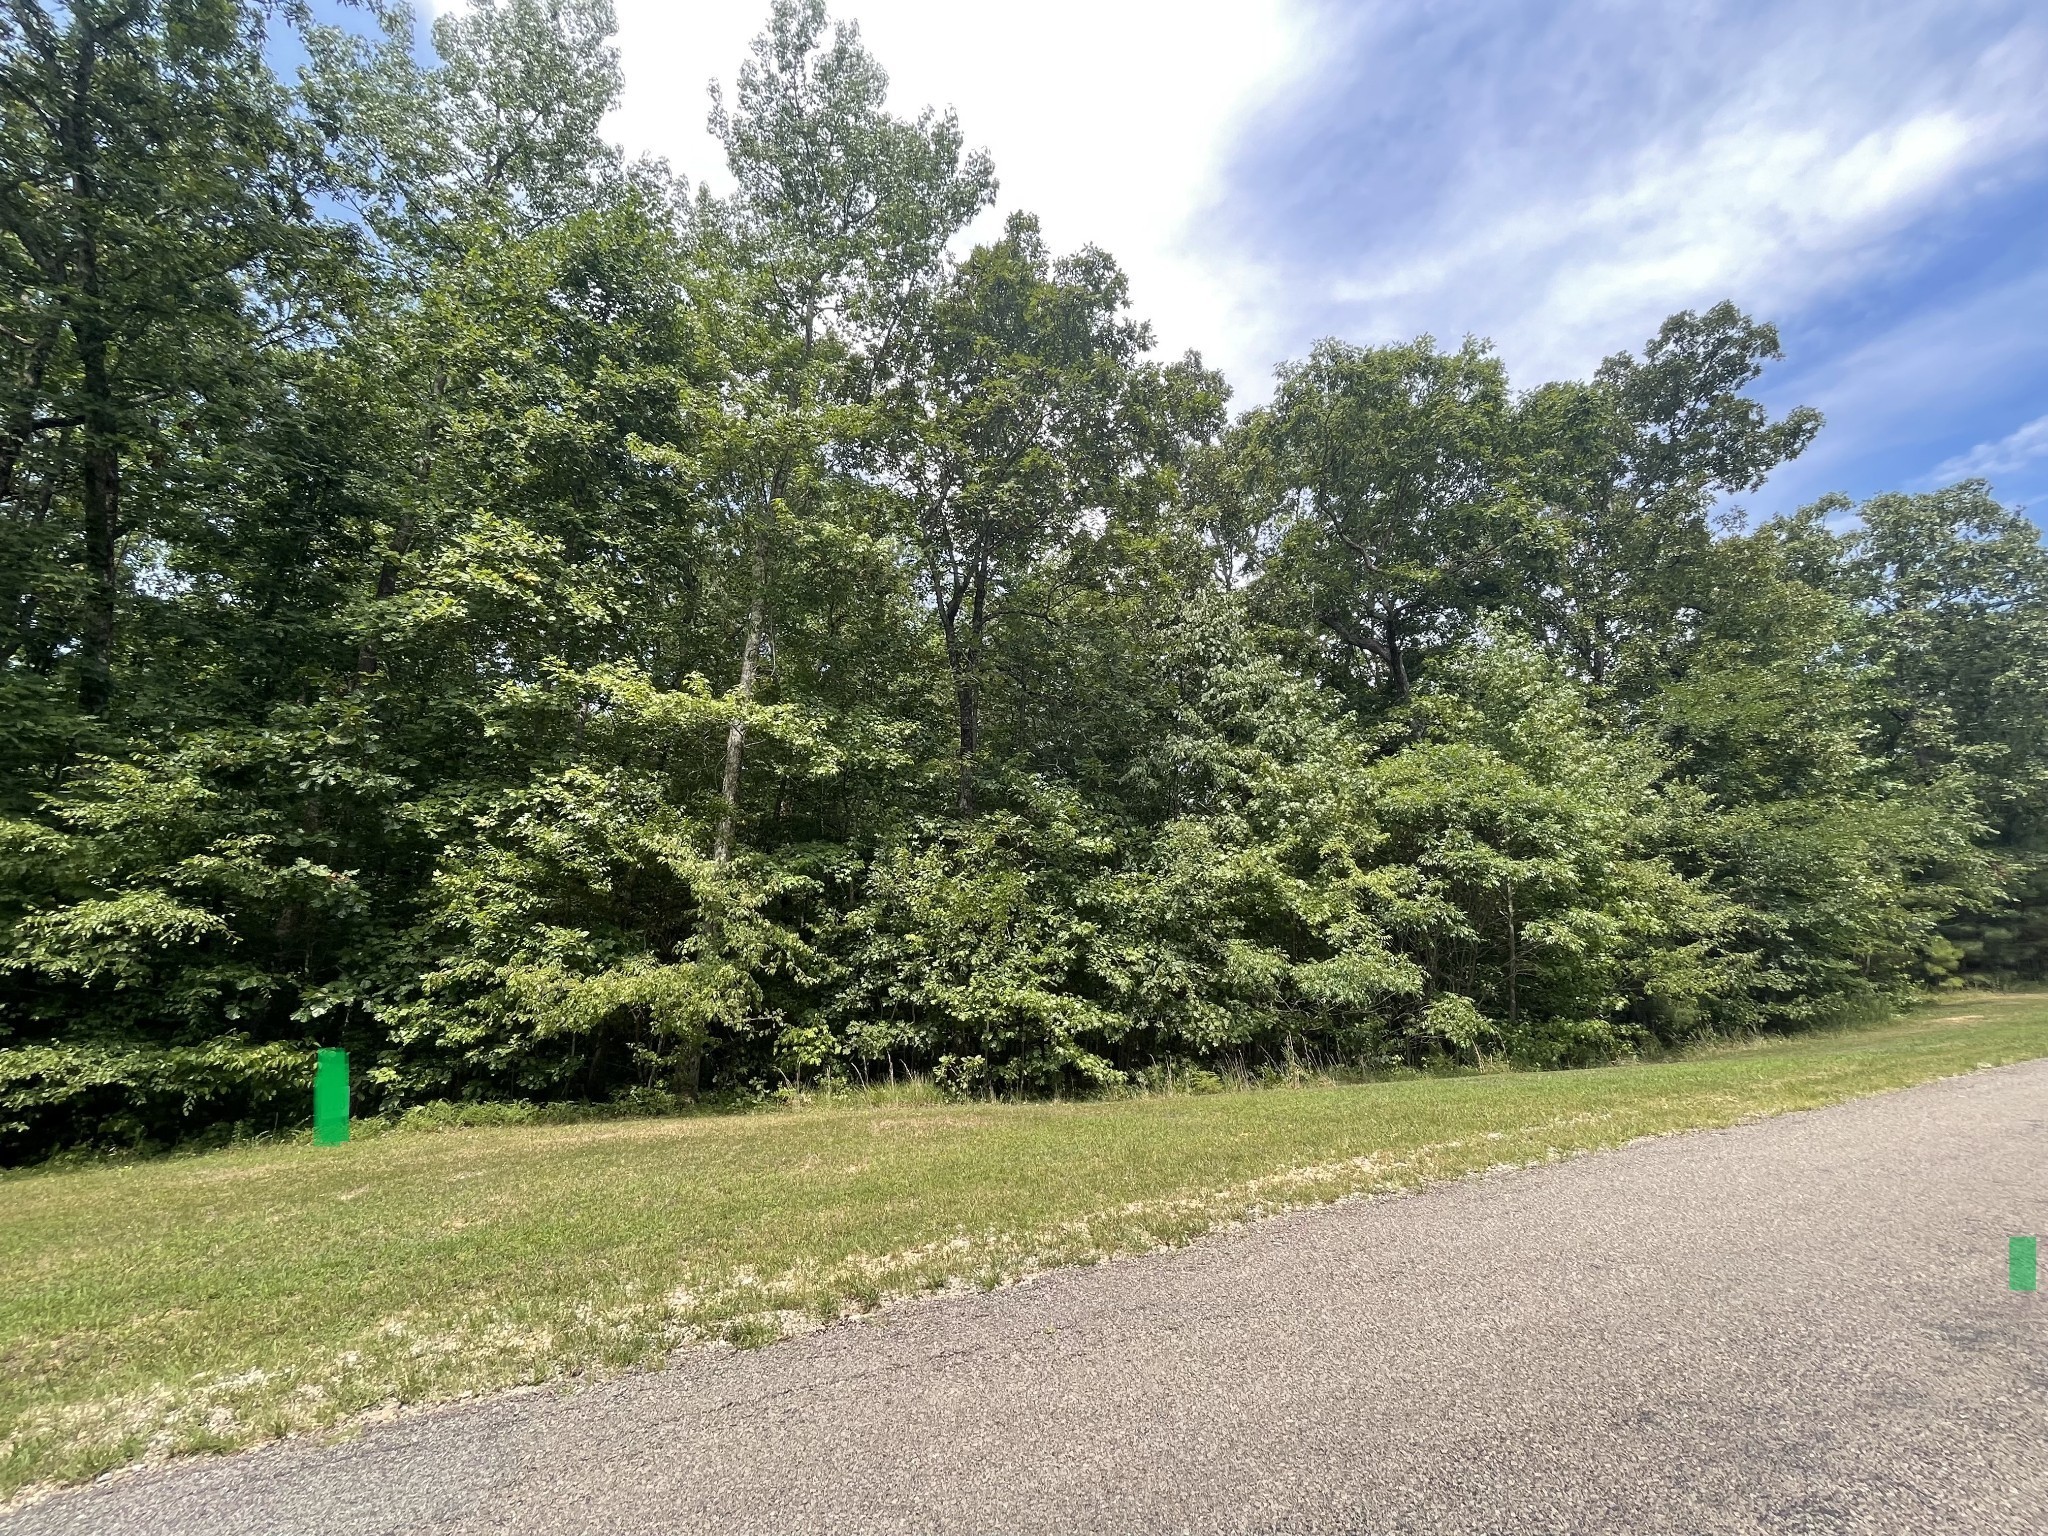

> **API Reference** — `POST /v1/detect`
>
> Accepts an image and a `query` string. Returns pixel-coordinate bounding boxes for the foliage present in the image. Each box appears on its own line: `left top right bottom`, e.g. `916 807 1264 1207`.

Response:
1 0 2044 1159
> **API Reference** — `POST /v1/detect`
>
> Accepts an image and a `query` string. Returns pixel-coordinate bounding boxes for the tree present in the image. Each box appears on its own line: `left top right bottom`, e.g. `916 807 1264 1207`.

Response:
703 0 991 857
1648 526 1993 1021
1513 303 1822 692
2 1 2040 1159
1243 336 1519 707
306 0 628 254
879 213 1151 815
0 0 341 740
1770 482 2048 979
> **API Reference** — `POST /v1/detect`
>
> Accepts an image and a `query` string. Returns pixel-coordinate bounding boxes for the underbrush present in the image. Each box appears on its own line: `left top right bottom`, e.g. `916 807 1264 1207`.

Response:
2 986 1990 1172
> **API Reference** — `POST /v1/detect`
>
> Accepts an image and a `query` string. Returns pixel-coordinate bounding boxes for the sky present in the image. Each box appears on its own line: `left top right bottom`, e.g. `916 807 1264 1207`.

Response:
429 0 2048 525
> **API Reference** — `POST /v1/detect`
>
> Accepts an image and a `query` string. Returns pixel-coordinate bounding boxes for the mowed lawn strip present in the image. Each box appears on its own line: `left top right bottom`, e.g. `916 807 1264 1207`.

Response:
4 995 2046 1499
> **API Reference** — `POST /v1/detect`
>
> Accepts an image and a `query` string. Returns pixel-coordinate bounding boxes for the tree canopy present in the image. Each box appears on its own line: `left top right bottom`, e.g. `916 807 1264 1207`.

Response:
2 0 2043 1159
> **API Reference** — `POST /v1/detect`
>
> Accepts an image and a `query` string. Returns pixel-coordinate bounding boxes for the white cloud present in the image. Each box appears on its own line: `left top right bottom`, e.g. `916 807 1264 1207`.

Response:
1334 110 1981 317
1156 0 2045 411
423 0 2048 433
1317 46 2048 386
533 0 1313 388
1934 413 2048 482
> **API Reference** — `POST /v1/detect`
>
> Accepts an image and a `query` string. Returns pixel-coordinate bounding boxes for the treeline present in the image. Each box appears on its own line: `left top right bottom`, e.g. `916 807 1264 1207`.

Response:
2 0 2044 1159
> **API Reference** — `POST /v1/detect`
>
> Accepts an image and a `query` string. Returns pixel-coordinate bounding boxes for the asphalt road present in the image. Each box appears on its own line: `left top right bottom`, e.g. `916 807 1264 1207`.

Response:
10 1061 2048 1536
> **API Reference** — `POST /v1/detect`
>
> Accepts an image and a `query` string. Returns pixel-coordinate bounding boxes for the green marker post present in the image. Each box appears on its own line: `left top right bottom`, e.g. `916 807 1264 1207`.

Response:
313 1048 350 1146
2012 1235 2038 1293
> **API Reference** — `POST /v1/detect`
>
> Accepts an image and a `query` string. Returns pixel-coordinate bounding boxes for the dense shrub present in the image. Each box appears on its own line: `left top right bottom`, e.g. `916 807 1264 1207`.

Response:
1 0 2041 1159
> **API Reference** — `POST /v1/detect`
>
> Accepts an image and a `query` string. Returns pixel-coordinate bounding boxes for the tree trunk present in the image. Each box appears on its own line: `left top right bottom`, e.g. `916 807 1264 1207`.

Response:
925 532 978 819
356 368 446 681
954 562 989 817
77 431 118 715
0 317 59 508
671 1025 703 1100
955 672 978 817
352 515 414 680
1504 879 1518 1040
713 537 767 864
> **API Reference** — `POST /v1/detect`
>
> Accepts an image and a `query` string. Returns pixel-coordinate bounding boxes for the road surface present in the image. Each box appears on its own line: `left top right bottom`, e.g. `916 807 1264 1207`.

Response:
9 1061 2047 1535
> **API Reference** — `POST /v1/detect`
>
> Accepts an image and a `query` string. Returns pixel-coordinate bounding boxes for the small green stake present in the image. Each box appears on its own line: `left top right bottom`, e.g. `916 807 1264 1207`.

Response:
2012 1235 2038 1293
313 1048 350 1146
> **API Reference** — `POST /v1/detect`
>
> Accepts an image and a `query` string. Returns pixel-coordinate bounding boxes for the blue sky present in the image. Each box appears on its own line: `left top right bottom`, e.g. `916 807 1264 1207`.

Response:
411 0 2048 524
1198 0 2048 522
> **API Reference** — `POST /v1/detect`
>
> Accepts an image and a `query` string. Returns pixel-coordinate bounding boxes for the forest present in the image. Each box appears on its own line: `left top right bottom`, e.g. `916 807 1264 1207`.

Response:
2 0 2044 1161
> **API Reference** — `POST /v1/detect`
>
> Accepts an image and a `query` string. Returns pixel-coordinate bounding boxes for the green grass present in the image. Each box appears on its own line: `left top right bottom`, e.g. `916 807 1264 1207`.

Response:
4 994 2046 1500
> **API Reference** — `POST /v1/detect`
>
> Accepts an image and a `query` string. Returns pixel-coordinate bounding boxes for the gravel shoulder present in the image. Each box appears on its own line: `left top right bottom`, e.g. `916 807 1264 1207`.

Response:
9 1058 2048 1536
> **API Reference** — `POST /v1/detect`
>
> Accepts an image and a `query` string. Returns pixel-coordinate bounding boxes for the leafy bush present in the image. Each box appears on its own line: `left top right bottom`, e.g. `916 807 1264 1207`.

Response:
1 0 2041 1160
0 1038 311 1161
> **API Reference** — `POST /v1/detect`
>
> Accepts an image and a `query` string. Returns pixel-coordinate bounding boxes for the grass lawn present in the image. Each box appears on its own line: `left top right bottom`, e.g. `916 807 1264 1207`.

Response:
4 993 2046 1499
